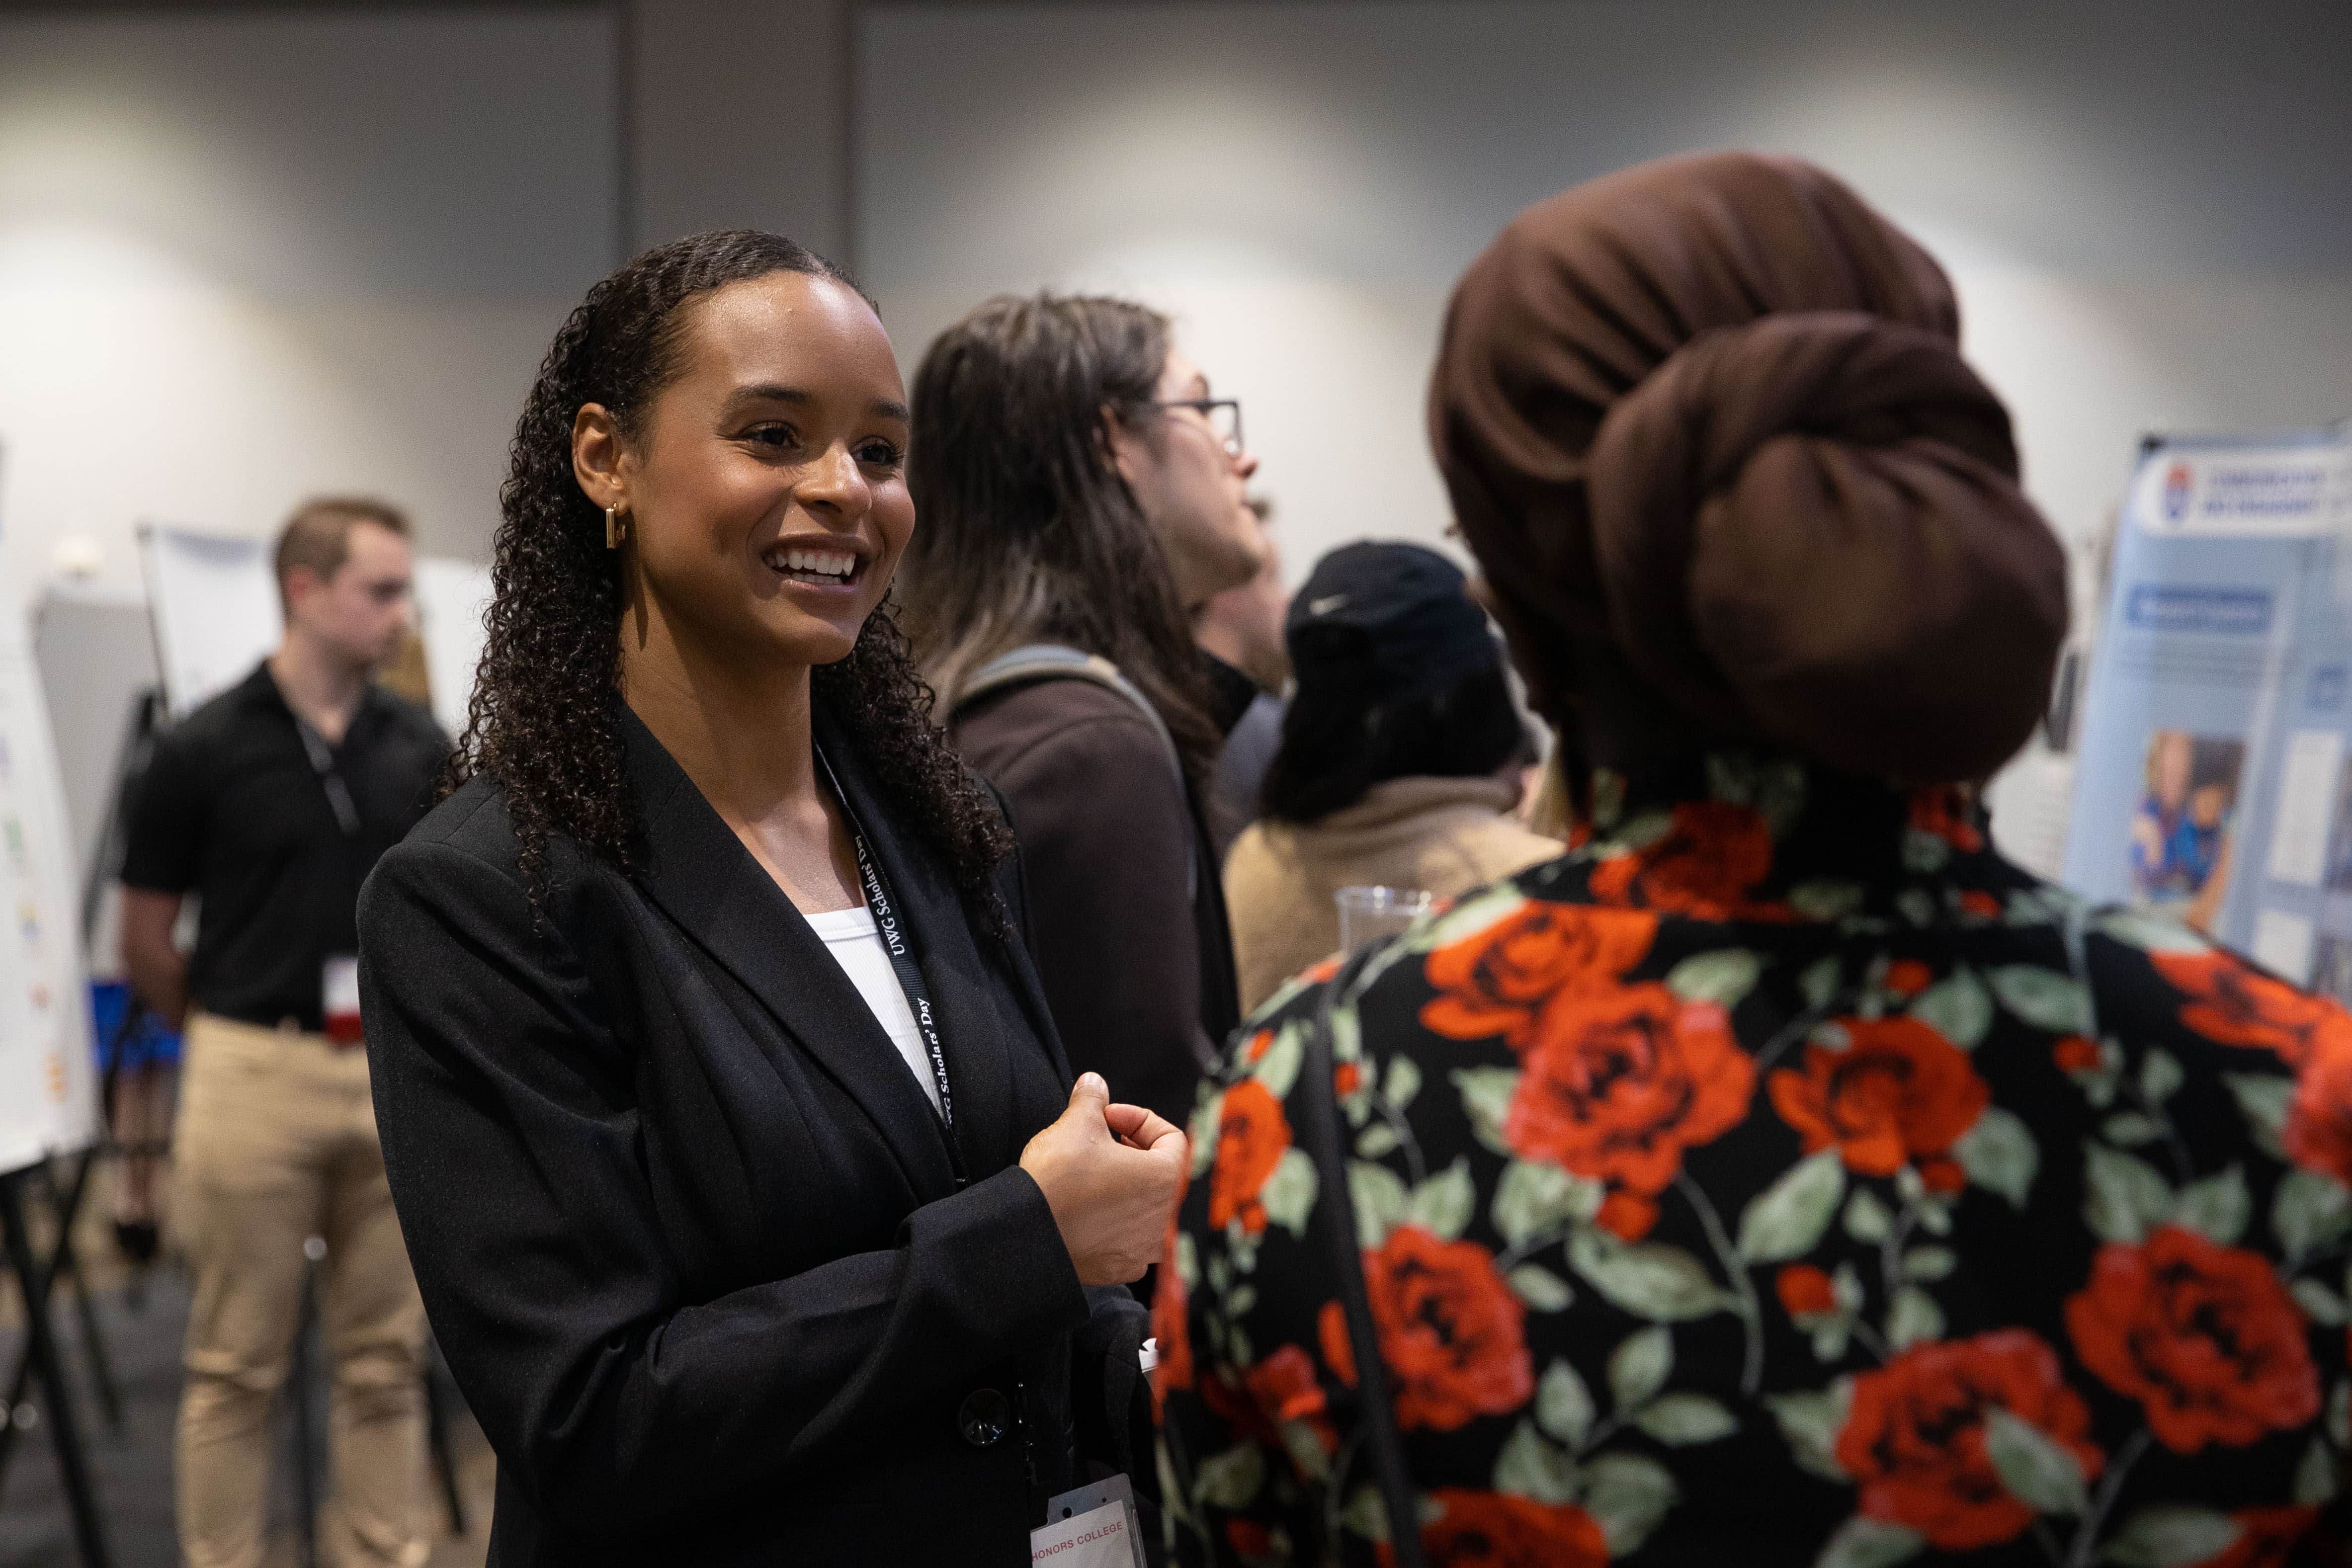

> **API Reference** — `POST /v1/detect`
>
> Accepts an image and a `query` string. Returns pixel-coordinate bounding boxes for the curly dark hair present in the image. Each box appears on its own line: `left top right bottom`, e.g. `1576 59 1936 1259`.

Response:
444 229 1012 916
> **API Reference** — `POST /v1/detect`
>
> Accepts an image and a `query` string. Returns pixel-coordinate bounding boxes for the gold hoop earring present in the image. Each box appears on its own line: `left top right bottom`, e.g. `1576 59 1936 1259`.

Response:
605 504 628 550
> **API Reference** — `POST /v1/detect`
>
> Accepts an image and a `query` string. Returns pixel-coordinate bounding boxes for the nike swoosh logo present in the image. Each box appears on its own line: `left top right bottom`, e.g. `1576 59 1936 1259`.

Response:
1308 594 1349 615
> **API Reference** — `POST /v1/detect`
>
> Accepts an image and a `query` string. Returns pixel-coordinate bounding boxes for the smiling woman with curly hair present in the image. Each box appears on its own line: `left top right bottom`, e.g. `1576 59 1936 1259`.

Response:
356 230 1185 1566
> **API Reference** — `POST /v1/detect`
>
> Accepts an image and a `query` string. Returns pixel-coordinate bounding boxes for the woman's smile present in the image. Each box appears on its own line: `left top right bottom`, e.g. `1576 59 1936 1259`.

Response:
762 534 870 595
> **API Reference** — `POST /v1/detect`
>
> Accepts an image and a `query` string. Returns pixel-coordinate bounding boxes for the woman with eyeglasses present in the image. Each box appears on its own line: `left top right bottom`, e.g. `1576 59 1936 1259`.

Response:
899 295 1265 1135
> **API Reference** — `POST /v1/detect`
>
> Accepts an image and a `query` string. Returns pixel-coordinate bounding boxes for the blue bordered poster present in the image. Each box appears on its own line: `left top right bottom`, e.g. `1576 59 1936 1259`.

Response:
2062 427 2352 991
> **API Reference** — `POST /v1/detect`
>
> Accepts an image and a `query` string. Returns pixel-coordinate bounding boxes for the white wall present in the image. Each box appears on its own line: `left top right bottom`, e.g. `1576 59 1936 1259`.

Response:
0 0 869 615
856 0 2352 589
6 0 2348 618
0 8 619 602
629 0 852 260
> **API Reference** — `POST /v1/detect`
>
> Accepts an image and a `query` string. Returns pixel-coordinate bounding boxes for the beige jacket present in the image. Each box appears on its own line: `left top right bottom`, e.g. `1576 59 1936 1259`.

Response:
1223 775 1563 1014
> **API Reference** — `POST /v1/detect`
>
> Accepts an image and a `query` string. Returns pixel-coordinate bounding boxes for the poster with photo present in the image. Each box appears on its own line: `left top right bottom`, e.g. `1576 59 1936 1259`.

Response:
2126 730 2243 933
2063 427 2352 983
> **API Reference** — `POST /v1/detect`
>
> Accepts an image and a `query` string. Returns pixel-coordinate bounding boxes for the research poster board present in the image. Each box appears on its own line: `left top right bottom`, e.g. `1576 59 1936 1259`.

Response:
2062 428 2352 987
140 522 488 733
0 554 100 1174
414 556 491 738
139 523 281 717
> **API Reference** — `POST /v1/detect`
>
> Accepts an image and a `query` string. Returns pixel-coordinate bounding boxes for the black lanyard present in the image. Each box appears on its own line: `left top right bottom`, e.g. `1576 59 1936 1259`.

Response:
815 748 958 1140
291 714 362 837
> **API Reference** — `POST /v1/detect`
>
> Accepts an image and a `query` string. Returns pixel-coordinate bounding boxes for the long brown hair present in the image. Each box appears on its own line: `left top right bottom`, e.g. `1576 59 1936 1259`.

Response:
445 229 1011 912
898 293 1222 791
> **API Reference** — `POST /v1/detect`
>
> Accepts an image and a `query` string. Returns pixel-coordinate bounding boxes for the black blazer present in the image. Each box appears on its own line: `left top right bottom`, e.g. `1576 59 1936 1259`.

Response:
358 705 1146 1567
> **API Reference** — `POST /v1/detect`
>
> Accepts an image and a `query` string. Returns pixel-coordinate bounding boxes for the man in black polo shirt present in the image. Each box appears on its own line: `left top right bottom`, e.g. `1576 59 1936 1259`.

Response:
121 496 445 1568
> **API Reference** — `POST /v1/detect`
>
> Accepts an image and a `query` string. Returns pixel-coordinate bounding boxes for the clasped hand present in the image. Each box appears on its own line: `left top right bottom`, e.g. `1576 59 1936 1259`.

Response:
1018 1073 1188 1286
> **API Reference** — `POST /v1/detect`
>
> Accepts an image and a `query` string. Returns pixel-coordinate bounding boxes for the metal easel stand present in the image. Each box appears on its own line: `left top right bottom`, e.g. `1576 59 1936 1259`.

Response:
0 1164 115 1568
425 1338 469 1535
289 1237 325 1568
0 1145 126 1482
4 985 160 1454
0 994 157 1502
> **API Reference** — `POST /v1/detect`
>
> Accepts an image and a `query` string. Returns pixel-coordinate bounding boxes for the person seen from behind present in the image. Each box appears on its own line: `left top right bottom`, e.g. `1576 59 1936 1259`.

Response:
901 294 1263 1130
1157 152 2347 1567
1223 540 1556 1012
120 497 444 1568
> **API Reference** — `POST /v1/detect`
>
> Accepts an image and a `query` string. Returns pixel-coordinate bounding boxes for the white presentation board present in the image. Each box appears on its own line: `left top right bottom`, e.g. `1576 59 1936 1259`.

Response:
0 553 100 1174
138 524 281 718
139 521 488 733
414 557 492 738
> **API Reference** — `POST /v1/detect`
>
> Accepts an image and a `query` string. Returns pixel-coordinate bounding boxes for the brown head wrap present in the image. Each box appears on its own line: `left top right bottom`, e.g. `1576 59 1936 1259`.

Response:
1429 152 2068 782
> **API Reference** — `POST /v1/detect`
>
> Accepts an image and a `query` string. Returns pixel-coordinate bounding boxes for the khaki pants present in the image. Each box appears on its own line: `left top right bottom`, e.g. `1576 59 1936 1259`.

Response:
173 1012 428 1568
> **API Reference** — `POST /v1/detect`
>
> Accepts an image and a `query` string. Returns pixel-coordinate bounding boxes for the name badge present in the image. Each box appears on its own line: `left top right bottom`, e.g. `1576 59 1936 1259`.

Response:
323 955 363 1047
1032 1473 1147 1568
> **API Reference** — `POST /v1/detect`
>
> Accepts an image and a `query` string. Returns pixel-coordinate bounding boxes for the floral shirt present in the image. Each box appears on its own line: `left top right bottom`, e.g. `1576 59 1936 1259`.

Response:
1156 753 2350 1568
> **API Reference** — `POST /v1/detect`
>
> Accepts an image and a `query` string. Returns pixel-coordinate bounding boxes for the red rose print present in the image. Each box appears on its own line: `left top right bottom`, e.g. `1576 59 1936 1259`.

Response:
1885 960 1934 998
1244 1028 1273 1063
1149 1219 1192 1416
2190 1507 2320 1568
1595 1190 1661 1240
1768 1016 1989 1178
1334 1061 1363 1098
1919 1156 1967 1194
1207 1080 1292 1235
2065 1224 2320 1452
1318 1299 1357 1387
1504 986 1755 1239
1909 788 1985 852
1362 1226 1533 1431
2053 1035 2102 1073
1232 1343 1337 1459
1958 890 2003 919
1589 800 1795 920
1421 901 1657 1048
1200 1369 1271 1445
1837 1330 2103 1551
1226 1518 1272 1559
1384 1489 1609 1568
2149 949 2345 1067
2285 1026 2352 1185
1777 1263 1839 1319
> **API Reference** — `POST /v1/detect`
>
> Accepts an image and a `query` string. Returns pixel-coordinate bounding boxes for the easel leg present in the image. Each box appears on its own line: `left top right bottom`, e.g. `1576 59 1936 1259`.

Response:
290 1251 320 1568
0 1169 114 1568
424 1341 467 1535
68 1235 124 1433
0 1273 33 1482
0 1153 91 1485
50 1152 124 1431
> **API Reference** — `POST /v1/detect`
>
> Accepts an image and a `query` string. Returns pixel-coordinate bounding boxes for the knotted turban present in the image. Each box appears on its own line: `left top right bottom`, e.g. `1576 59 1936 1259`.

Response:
1430 152 2068 781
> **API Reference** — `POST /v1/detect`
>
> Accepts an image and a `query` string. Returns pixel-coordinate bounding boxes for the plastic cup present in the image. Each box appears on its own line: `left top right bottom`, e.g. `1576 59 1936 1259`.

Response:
1335 885 1434 956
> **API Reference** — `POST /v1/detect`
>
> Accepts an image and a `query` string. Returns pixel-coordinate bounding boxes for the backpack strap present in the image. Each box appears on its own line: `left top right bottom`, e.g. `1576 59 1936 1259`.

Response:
957 645 1185 791
955 644 1195 896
